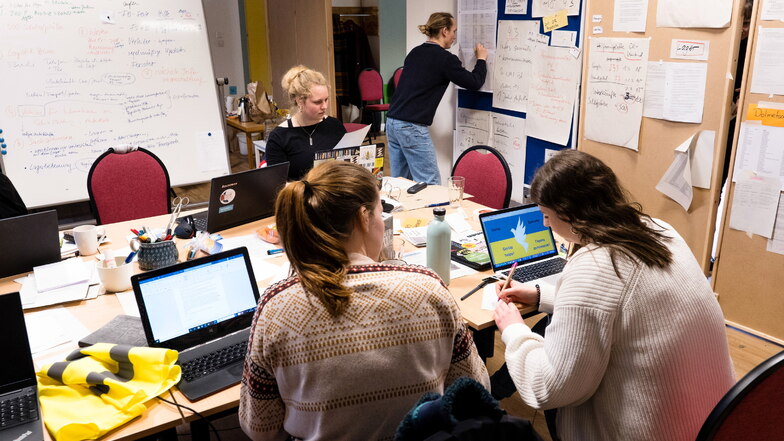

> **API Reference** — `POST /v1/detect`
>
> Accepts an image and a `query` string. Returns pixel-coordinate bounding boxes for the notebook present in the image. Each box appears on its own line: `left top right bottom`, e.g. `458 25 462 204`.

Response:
131 247 261 401
188 162 289 233
0 210 60 278
313 143 385 179
478 204 566 286
0 292 45 441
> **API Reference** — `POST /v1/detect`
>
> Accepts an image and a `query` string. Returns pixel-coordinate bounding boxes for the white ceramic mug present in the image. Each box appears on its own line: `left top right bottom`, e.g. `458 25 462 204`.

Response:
73 224 99 256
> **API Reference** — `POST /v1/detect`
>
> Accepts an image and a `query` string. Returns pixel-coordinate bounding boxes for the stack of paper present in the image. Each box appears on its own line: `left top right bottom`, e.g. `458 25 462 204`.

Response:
20 259 97 309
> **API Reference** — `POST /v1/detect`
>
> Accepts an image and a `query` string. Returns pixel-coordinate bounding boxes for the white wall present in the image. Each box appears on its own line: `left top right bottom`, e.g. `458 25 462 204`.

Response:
203 0 246 96
405 0 456 183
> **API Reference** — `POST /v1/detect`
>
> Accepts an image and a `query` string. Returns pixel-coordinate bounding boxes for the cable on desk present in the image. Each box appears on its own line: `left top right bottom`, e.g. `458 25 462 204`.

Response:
157 395 222 441
169 390 187 425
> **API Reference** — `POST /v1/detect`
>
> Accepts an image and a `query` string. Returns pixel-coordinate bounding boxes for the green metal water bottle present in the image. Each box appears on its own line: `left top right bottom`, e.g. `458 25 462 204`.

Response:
426 207 451 285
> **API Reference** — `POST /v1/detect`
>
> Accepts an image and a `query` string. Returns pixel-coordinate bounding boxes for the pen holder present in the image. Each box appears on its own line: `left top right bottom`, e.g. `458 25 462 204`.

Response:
137 240 178 271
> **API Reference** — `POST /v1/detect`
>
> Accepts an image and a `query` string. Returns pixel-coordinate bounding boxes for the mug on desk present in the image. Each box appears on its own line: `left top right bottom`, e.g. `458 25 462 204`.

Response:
136 240 178 271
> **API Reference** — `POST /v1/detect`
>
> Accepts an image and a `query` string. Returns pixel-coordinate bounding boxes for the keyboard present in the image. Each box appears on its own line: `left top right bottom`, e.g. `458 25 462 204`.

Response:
0 387 38 430
180 340 247 382
505 258 566 284
192 216 208 232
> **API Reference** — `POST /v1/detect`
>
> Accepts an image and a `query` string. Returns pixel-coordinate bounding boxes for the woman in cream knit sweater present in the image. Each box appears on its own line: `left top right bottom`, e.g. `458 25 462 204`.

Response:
494 150 734 441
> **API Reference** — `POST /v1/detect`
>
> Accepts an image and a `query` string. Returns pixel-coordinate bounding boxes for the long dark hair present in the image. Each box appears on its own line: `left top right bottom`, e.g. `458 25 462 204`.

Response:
274 161 379 316
530 150 672 272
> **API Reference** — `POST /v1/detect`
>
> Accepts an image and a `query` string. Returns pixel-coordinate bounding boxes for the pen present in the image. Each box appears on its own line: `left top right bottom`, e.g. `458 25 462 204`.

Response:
501 262 519 293
124 250 137 264
461 280 488 301
426 201 449 207
267 248 284 255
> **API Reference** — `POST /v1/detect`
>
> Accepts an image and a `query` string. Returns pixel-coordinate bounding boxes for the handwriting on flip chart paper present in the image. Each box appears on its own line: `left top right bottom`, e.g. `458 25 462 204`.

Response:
584 37 650 150
492 20 547 113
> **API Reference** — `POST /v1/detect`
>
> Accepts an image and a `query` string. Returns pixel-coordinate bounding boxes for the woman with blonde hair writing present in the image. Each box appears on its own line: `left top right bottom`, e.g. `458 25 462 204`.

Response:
265 65 346 180
239 161 489 440
387 12 487 185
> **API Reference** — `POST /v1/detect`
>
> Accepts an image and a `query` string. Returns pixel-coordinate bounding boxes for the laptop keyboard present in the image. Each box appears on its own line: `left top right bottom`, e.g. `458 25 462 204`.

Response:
192 216 208 232
505 258 566 284
180 340 248 382
0 388 38 429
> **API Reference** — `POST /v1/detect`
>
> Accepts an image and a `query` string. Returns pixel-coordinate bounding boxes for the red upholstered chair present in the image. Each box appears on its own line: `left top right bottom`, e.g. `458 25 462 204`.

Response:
392 66 404 88
358 68 389 142
695 350 784 441
87 147 172 225
451 146 512 209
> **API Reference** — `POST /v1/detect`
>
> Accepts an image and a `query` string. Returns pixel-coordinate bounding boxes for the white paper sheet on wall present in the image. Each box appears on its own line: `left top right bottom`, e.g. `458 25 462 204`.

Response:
531 0 580 18
493 21 546 113
196 131 228 172
670 39 710 61
584 37 650 151
527 45 580 146
761 0 784 21
733 123 784 189
729 170 782 238
460 49 496 92
489 113 527 203
458 11 497 51
656 0 732 28
504 0 529 15
455 108 491 154
642 61 708 123
613 0 649 33
750 28 784 96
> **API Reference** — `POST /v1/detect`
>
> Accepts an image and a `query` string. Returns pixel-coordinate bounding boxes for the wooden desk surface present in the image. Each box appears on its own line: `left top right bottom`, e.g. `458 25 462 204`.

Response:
0 196 534 440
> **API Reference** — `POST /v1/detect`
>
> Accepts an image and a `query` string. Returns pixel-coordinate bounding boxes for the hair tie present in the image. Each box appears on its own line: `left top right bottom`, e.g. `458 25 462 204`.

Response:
302 180 312 194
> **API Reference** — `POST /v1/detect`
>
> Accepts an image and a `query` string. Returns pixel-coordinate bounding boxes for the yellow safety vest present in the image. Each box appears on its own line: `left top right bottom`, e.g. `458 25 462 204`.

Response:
37 343 180 441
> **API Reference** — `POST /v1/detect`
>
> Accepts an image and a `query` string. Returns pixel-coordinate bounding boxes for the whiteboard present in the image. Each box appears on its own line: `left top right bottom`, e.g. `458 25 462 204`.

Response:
0 0 230 207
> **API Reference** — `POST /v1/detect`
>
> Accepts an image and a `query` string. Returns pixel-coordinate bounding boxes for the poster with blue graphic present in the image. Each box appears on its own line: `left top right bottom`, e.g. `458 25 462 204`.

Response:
483 208 555 266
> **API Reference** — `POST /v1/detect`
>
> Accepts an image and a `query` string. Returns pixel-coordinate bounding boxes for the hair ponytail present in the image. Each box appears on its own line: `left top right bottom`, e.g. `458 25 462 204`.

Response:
274 162 379 316
419 12 454 38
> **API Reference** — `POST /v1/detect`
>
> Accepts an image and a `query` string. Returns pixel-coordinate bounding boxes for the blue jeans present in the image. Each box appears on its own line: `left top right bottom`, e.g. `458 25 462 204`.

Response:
386 117 441 185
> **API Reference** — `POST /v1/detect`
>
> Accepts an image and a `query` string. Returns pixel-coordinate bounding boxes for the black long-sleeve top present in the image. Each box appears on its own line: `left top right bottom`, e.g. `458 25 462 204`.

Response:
265 116 346 181
388 42 486 126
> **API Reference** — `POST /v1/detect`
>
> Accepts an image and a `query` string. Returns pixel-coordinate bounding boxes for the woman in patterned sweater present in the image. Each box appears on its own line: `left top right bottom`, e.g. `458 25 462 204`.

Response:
239 161 489 441
494 150 734 441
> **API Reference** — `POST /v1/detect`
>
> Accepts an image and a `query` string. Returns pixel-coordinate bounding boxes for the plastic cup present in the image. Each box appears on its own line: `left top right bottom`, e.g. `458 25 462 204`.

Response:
449 176 465 208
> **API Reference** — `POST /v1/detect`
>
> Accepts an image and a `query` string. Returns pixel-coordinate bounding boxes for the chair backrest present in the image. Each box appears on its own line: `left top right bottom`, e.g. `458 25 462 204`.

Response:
358 68 384 102
393 66 404 88
451 146 512 209
87 147 172 225
695 350 784 441
343 123 369 133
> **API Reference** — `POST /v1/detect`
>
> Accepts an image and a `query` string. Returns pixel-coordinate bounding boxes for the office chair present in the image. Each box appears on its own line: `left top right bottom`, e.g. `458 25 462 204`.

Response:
358 68 389 142
451 146 513 209
87 147 173 225
388 66 404 99
695 350 784 441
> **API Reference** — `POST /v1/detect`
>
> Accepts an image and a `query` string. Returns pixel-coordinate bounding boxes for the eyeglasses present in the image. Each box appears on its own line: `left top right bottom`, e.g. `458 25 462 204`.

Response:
383 183 401 201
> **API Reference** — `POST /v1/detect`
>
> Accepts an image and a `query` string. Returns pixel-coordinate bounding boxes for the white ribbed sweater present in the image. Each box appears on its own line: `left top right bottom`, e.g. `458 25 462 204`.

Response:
501 220 735 441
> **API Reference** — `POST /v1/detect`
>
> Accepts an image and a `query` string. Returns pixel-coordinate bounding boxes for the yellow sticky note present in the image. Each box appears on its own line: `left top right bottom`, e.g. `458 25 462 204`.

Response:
402 218 429 228
543 9 568 32
747 103 784 127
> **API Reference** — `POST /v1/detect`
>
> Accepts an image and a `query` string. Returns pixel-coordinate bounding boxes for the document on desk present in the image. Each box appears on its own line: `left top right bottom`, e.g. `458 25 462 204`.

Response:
33 258 91 292
402 250 476 280
24 307 87 355
334 125 371 148
20 275 90 310
220 234 284 279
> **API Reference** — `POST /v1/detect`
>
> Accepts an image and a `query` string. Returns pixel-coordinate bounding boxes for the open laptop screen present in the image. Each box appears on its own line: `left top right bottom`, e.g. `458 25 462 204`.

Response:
479 204 558 270
0 292 37 394
132 248 259 350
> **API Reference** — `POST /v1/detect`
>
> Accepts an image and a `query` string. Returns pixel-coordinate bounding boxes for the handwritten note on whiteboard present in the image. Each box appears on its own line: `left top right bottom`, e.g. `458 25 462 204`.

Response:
493 21 546 113
527 46 580 146
584 37 650 151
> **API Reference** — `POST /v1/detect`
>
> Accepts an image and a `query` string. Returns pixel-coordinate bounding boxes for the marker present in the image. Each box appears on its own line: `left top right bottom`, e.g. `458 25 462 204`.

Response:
131 229 140 235
267 248 284 255
425 201 449 207
124 250 137 264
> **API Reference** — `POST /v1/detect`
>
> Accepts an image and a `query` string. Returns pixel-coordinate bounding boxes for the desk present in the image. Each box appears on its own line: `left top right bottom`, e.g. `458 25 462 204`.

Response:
0 197 535 440
225 117 266 170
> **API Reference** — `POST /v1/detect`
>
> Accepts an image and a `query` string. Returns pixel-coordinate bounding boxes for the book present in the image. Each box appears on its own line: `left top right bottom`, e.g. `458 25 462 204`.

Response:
450 232 491 271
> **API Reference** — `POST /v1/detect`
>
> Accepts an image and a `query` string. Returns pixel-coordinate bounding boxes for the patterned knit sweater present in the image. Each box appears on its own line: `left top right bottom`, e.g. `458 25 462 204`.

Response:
239 261 490 441
501 220 735 441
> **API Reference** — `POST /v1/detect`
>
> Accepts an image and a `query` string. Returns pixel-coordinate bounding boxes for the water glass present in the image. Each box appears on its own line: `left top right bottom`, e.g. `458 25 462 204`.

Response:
449 176 465 208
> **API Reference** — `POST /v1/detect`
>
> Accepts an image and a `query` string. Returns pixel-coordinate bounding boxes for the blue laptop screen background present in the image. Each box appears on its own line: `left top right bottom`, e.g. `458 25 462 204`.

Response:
481 205 557 269
137 253 257 344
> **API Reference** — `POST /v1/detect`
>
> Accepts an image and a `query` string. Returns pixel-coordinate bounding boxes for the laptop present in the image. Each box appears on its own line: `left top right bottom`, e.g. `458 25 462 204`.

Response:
131 247 261 401
0 292 45 441
188 162 289 233
0 210 60 278
478 204 566 286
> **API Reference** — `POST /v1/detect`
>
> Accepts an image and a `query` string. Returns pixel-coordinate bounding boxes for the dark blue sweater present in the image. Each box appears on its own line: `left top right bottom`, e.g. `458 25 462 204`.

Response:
388 42 486 126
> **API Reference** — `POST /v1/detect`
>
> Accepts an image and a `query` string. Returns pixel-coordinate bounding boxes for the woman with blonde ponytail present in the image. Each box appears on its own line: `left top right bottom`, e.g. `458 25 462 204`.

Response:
239 161 489 441
266 65 346 180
